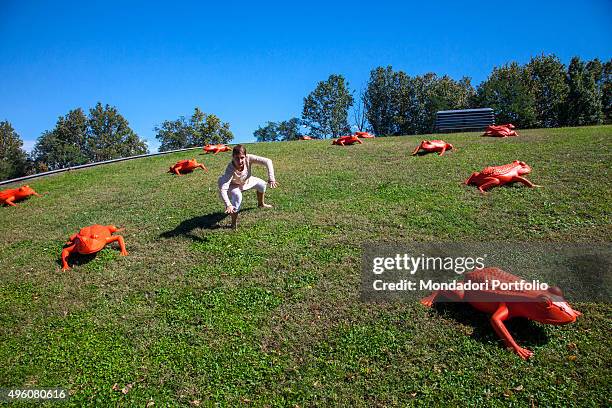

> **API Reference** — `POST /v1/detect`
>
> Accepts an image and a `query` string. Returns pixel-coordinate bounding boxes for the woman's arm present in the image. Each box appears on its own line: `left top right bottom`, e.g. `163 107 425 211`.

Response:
218 163 235 207
248 154 276 182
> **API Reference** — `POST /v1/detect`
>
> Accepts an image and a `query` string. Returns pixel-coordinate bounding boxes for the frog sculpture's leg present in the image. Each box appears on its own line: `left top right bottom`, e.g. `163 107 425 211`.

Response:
411 142 424 155
464 173 477 185
3 195 17 206
490 303 534 360
106 235 128 256
438 145 448 156
356 138 363 144
511 176 541 188
420 289 465 307
477 177 501 193
106 225 123 234
197 163 209 172
173 165 183 176
61 241 77 270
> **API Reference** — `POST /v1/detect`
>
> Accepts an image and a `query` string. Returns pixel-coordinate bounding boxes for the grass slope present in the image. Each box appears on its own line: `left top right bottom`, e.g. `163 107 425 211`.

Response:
1 126 611 406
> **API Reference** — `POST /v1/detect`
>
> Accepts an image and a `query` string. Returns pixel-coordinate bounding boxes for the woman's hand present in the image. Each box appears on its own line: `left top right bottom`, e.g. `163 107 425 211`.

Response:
268 180 279 188
225 205 236 214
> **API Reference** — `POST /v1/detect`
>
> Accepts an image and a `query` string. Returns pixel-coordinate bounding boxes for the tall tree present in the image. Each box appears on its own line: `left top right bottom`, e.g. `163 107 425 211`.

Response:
602 59 612 123
32 108 89 171
410 73 439 134
302 74 354 138
364 66 395 136
154 117 191 151
87 103 148 161
391 70 415 135
564 57 603 126
423 74 475 133
525 54 568 127
253 118 303 142
352 88 368 132
0 121 29 181
155 107 233 151
476 62 537 128
254 121 280 142
277 118 303 141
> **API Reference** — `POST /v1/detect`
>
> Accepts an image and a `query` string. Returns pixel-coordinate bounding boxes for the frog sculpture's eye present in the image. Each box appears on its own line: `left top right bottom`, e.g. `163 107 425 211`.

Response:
537 295 553 309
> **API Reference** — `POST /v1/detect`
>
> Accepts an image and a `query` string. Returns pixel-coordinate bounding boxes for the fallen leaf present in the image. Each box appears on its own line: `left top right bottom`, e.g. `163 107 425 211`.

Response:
111 383 120 392
121 383 133 394
146 401 154 407
514 385 524 391
190 401 201 407
568 355 577 361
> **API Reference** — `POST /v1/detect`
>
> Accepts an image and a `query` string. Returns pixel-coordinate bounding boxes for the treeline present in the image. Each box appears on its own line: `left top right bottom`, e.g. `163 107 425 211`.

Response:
154 107 233 151
1 105 234 181
255 54 611 141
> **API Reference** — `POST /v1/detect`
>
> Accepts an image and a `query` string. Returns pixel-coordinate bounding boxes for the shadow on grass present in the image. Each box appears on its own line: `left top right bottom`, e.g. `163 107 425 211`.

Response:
159 209 254 241
412 151 452 157
56 252 99 269
431 302 549 350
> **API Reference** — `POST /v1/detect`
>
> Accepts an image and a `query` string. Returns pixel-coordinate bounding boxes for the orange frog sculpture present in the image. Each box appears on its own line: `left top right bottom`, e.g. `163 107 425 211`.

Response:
203 144 231 154
465 160 541 193
169 158 208 175
61 225 128 270
421 267 581 359
299 135 314 140
354 131 375 138
1 185 41 207
411 140 454 156
332 135 363 146
483 124 519 137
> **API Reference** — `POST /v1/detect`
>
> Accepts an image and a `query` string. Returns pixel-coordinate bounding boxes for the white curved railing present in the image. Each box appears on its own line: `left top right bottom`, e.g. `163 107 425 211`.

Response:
0 146 205 186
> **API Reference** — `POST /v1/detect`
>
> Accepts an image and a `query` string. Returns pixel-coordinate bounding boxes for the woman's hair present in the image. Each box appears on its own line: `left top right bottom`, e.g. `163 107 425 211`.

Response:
232 144 247 156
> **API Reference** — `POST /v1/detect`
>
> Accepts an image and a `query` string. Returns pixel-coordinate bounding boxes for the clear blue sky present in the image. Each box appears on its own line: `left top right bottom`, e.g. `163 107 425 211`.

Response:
1 1 610 152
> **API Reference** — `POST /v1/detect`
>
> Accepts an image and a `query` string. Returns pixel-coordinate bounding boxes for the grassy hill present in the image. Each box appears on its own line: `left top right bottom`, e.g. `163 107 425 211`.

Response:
1 126 611 406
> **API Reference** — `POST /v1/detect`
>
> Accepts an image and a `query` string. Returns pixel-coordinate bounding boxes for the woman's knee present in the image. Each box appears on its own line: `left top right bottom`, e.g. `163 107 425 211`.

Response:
254 179 267 193
229 188 243 209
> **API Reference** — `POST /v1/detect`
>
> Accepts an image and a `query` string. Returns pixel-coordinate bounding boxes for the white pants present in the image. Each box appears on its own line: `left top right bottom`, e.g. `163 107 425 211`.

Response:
219 177 267 211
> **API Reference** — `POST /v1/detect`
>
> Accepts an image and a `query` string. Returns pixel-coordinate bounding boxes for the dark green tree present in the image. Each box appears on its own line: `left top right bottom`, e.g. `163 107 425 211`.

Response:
155 107 233 151
422 74 475 133
154 117 191 151
564 57 603 126
87 103 148 161
352 88 368 132
302 74 354 138
525 54 568 127
391 70 415 135
476 62 537 128
32 108 89 171
602 59 612 123
364 66 395 135
0 121 29 181
277 118 303 141
190 107 234 146
254 121 280 142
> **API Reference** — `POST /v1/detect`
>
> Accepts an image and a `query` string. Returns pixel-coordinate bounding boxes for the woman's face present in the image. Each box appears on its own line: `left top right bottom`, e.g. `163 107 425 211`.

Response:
233 153 246 169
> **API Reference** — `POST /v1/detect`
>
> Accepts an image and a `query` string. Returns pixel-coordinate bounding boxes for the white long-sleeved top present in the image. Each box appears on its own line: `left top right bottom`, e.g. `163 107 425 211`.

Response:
218 154 276 207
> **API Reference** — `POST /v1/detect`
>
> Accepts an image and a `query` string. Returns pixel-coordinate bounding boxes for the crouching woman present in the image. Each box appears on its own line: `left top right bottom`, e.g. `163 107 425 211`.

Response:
218 144 278 229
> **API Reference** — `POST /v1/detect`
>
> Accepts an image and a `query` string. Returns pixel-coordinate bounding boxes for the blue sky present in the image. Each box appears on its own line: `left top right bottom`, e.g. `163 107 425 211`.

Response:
1 1 610 153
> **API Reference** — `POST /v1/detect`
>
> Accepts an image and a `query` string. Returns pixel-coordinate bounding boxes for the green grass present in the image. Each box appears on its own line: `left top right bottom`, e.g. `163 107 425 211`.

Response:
0 126 611 406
